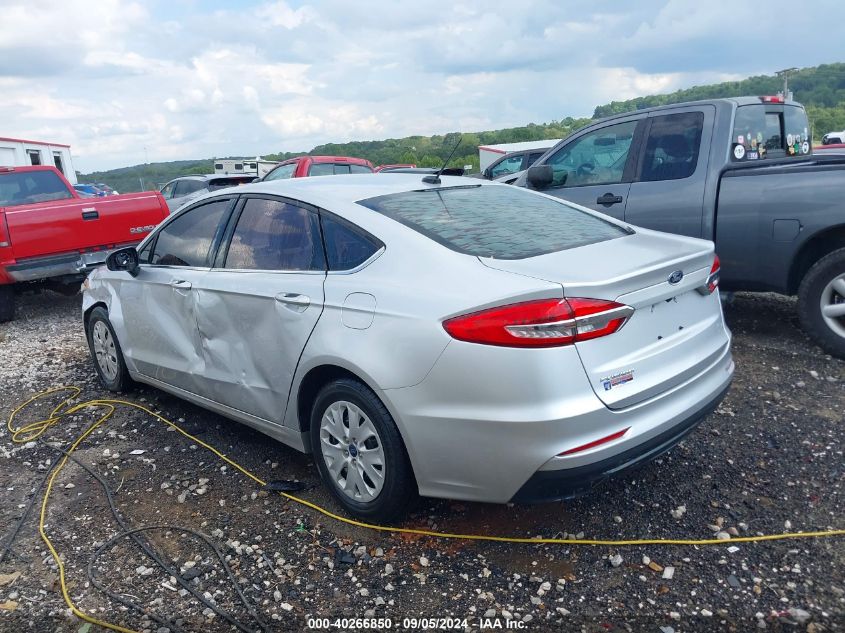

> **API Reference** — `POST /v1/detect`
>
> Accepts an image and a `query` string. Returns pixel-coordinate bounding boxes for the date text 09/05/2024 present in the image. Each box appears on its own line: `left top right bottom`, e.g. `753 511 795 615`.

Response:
307 617 530 629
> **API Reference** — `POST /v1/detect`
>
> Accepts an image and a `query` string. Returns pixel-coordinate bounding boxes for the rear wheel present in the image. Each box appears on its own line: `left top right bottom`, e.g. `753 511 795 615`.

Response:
310 378 415 522
0 285 14 322
798 248 845 358
86 307 131 391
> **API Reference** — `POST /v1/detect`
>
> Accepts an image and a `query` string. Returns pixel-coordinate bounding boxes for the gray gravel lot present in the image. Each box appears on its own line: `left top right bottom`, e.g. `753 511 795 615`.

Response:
0 290 843 632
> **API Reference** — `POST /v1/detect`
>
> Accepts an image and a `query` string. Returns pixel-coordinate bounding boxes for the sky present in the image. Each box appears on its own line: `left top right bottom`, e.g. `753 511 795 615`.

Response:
1 0 843 172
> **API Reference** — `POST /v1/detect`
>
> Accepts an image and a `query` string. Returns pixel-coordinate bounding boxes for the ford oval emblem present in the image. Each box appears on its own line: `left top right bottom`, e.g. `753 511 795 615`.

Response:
668 270 684 285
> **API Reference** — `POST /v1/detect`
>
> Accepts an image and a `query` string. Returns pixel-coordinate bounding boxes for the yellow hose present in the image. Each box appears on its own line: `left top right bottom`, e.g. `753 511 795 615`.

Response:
7 386 845 632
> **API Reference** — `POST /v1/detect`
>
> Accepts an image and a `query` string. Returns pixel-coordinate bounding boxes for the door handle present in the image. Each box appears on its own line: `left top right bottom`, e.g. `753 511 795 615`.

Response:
81 208 99 220
275 292 311 310
597 193 624 206
169 279 192 289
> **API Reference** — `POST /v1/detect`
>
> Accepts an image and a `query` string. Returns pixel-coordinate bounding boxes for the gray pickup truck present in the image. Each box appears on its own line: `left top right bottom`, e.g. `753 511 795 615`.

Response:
513 96 845 357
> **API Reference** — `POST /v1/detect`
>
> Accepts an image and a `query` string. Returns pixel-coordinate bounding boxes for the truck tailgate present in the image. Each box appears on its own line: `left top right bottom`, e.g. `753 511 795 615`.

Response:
4 192 166 259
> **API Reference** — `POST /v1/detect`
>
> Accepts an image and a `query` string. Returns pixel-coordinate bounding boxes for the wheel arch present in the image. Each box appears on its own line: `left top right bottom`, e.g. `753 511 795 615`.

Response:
295 363 381 436
788 224 845 294
83 301 109 335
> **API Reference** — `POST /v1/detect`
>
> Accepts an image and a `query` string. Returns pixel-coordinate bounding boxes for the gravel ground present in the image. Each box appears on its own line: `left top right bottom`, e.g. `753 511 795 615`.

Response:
0 289 843 633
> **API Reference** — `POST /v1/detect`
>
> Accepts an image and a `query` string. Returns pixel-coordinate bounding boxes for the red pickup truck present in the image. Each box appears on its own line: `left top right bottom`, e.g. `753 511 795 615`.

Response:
0 165 169 321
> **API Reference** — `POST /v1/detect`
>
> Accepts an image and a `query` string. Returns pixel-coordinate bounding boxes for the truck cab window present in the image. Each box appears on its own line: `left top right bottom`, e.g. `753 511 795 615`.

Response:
731 104 810 160
640 112 704 182
545 120 637 188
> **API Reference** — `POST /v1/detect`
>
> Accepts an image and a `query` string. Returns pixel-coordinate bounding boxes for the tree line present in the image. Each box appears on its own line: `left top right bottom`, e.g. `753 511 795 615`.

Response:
82 62 845 193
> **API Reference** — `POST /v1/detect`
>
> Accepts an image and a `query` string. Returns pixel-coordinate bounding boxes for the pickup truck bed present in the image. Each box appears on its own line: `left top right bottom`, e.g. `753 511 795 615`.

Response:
0 166 168 320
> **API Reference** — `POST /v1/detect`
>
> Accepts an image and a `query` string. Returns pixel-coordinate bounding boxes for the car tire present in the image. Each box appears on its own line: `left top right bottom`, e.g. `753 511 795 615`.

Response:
86 307 132 392
798 247 845 358
0 285 15 322
310 378 416 522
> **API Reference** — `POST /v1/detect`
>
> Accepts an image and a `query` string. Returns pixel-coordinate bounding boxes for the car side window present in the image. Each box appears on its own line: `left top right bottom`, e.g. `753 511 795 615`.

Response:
224 198 324 271
490 154 524 178
526 152 544 167
320 213 381 271
264 163 296 181
160 182 176 199
350 164 372 174
149 199 230 267
639 112 704 182
545 120 638 188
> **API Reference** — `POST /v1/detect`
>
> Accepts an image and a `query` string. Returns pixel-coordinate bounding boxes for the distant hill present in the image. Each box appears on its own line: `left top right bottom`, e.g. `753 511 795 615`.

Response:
82 62 845 192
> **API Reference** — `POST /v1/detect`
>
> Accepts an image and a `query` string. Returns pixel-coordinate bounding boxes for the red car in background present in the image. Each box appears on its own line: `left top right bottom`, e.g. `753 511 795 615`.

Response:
0 166 169 321
261 155 374 181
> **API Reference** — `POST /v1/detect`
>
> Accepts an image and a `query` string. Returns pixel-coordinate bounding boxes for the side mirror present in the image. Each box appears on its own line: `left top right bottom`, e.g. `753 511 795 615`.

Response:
106 247 140 277
526 164 553 189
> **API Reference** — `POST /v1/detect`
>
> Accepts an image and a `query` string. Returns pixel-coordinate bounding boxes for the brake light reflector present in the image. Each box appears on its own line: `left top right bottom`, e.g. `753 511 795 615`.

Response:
705 255 720 294
442 298 634 348
558 427 630 456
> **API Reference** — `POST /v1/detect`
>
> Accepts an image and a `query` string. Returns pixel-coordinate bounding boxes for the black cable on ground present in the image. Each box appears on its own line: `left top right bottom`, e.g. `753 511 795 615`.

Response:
0 450 63 565
41 441 269 633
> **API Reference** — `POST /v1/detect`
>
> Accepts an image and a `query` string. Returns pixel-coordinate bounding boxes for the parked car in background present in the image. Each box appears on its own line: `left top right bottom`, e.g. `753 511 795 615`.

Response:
159 174 255 213
374 164 416 172
822 129 845 145
82 174 732 520
0 165 169 321
74 183 107 197
261 156 374 181
514 96 845 358
479 149 547 180
95 183 119 195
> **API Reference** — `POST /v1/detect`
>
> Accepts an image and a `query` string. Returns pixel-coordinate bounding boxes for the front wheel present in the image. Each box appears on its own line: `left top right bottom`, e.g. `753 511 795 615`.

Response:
310 378 415 522
798 248 845 358
86 307 132 391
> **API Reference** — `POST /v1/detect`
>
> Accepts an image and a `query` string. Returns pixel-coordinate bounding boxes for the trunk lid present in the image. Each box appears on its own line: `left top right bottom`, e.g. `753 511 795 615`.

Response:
480 230 730 409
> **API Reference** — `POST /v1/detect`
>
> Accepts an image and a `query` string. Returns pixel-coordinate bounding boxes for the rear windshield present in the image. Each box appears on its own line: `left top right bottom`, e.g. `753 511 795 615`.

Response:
358 185 630 260
0 170 73 207
731 104 811 161
208 177 253 191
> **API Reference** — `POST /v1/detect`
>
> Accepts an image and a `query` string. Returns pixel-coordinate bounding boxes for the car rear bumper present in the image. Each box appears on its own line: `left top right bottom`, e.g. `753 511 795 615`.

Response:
3 248 123 282
383 334 734 504
509 381 731 503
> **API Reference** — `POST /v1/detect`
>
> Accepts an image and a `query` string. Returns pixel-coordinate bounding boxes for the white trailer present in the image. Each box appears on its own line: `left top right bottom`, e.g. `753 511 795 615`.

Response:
478 139 562 172
214 157 280 179
0 136 77 184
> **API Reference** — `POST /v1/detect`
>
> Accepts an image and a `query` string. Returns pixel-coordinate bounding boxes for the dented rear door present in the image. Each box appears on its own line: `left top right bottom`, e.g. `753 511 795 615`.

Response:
193 196 326 423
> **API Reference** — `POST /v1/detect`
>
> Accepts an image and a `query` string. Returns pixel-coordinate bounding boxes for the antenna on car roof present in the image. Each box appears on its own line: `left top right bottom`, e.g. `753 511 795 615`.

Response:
422 136 462 185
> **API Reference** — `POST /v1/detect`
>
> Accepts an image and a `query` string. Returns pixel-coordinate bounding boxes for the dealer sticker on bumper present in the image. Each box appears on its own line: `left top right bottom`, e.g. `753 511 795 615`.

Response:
601 369 634 391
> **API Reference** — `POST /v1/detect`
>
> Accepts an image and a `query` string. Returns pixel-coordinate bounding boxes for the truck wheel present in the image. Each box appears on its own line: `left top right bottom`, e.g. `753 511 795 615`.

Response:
0 285 15 322
86 307 131 391
798 248 845 358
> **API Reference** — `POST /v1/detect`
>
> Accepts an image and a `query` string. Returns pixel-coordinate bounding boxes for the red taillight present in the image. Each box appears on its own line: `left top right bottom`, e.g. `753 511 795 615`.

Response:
442 298 634 348
557 427 630 456
0 212 10 248
759 95 784 103
706 254 720 294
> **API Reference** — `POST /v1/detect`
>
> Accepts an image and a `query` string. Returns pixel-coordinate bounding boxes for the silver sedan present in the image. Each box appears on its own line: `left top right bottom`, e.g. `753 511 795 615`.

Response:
82 174 733 520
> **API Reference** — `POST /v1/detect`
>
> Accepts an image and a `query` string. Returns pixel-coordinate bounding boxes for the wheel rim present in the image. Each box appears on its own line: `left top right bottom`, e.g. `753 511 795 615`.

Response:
820 274 845 339
319 400 386 503
92 320 119 381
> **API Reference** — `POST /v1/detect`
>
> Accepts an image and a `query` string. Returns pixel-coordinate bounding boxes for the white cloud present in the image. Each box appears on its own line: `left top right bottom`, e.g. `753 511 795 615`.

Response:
0 0 841 172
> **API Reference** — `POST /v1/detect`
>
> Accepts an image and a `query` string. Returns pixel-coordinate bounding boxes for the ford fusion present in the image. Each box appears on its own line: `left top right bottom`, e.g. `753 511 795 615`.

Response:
82 175 733 520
